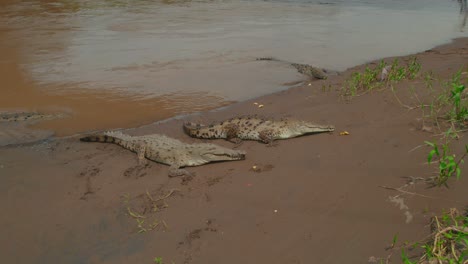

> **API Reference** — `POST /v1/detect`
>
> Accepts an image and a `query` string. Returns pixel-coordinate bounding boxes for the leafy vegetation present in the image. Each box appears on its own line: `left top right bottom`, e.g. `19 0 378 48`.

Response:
344 59 468 187
342 57 421 97
121 190 177 234
425 138 468 187
448 71 468 124
399 209 468 264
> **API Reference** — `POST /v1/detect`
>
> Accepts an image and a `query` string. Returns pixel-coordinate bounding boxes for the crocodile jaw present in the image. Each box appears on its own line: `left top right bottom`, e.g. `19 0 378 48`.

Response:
289 122 335 136
200 150 246 163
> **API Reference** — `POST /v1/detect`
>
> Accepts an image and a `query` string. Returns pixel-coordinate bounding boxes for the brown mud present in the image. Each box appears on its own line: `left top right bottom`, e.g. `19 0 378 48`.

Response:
1 38 468 264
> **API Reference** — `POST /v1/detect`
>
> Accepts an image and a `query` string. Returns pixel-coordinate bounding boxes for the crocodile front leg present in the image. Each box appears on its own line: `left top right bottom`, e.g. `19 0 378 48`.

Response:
136 143 148 165
225 123 242 145
228 137 244 148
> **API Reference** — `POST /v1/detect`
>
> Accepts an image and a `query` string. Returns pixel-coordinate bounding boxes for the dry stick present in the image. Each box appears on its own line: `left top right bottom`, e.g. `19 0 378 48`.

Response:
146 188 179 203
162 220 169 230
127 207 145 219
432 226 468 263
432 128 468 137
378 185 465 204
408 144 425 153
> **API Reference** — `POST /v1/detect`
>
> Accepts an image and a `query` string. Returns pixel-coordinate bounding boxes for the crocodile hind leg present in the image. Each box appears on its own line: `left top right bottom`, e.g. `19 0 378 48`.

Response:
168 165 194 178
258 129 278 147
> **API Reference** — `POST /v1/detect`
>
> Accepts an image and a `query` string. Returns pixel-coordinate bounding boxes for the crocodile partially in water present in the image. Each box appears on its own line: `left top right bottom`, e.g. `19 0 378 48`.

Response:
0 111 66 147
80 131 246 177
183 116 335 144
0 111 64 123
256 57 338 80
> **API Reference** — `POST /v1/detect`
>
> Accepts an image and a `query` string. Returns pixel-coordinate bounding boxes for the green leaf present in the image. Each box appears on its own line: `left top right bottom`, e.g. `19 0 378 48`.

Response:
401 249 416 264
440 162 448 170
428 149 437 163
456 167 461 179
462 238 468 247
392 234 399 247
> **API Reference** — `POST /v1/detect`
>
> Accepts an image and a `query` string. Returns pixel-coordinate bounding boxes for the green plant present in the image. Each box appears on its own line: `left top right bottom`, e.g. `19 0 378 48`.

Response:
407 57 421 79
344 65 382 96
424 71 435 91
387 59 407 82
425 138 468 187
398 209 468 264
401 249 416 264
154 257 163 264
391 233 399 249
423 209 468 263
448 71 468 123
343 58 422 97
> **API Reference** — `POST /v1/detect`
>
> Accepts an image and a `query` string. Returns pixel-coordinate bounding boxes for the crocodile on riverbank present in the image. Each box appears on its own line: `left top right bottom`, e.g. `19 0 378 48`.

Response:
183 116 335 144
0 111 65 123
256 57 337 80
80 131 246 177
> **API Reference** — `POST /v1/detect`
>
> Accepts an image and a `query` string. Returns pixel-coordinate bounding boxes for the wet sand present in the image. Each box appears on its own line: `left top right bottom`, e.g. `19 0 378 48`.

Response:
1 38 468 263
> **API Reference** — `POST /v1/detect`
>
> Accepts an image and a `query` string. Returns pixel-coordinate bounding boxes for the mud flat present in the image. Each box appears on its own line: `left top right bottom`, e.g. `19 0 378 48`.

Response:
0 38 467 264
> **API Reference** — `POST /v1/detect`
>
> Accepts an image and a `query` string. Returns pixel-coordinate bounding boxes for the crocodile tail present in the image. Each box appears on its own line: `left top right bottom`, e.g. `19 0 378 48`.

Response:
80 134 120 144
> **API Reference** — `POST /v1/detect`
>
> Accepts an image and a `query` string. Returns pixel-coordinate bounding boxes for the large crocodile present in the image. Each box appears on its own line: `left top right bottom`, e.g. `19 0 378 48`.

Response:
256 57 337 80
183 116 335 144
80 131 246 177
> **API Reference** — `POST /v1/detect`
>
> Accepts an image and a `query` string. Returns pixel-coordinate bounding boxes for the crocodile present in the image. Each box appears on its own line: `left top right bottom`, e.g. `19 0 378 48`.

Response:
0 111 66 147
256 57 337 80
80 131 246 177
0 111 65 123
183 116 335 144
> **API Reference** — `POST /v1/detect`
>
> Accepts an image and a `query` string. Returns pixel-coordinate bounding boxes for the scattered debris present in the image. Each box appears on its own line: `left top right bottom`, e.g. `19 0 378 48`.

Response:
380 65 391 81
249 164 274 173
339 131 350 136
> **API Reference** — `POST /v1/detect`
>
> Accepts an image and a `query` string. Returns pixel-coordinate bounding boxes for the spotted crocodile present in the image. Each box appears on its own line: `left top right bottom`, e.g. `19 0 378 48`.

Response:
256 57 337 80
80 131 246 177
0 111 65 123
183 116 335 144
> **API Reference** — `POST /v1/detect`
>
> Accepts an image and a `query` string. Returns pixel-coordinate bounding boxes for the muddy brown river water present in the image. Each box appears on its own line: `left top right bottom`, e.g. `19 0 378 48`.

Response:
0 0 466 139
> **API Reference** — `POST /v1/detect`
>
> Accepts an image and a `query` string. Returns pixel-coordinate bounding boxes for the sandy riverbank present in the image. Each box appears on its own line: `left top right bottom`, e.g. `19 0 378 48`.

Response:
1 38 467 264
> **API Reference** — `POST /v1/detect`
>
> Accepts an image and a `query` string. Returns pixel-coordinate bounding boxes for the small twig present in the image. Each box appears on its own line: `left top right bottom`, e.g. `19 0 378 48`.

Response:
127 207 145 219
408 144 425 153
162 220 169 230
146 188 179 203
378 185 464 204
379 185 435 199
431 128 468 137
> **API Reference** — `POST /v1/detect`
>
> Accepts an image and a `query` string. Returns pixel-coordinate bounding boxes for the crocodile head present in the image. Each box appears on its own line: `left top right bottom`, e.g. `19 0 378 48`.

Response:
196 144 246 163
282 120 335 137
